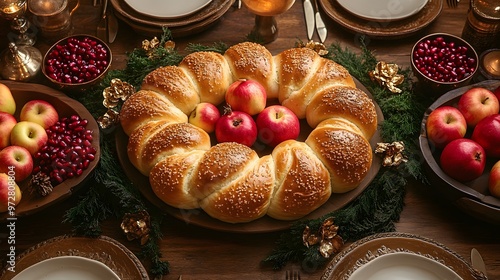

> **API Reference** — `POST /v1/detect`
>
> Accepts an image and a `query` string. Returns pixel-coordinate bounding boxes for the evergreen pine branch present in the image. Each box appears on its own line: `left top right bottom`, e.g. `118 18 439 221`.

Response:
263 41 427 269
185 42 229 54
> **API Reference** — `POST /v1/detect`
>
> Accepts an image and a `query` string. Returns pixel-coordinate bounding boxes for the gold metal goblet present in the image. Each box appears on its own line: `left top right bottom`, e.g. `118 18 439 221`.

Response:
0 0 36 45
242 0 295 44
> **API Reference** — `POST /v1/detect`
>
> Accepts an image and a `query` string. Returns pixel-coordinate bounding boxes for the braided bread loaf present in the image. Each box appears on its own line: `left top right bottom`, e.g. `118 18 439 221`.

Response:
120 42 378 223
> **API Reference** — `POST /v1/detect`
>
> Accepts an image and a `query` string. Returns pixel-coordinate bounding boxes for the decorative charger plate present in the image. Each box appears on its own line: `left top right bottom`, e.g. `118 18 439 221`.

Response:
320 0 442 39
321 232 486 280
336 0 428 22
12 256 120 280
115 79 384 233
0 80 100 221
112 0 234 37
123 0 212 19
0 235 149 280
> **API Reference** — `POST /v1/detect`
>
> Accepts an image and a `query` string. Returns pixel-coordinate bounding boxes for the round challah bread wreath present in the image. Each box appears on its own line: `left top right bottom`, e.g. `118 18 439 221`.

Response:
120 42 378 223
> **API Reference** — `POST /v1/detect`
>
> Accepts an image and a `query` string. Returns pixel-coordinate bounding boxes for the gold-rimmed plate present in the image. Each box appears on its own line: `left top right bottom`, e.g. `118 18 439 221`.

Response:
320 0 442 39
111 0 234 38
123 0 212 19
0 235 149 280
321 232 485 280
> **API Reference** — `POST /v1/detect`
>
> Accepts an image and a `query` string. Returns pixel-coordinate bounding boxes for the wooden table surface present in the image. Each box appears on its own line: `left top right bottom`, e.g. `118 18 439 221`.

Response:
1 0 500 279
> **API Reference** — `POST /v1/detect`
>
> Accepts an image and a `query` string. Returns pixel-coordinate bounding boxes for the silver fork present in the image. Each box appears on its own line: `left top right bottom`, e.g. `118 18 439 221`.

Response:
446 0 460 8
285 270 301 280
93 0 101 7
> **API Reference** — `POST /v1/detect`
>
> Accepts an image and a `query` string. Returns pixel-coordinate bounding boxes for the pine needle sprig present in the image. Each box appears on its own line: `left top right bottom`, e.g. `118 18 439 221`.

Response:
185 42 229 54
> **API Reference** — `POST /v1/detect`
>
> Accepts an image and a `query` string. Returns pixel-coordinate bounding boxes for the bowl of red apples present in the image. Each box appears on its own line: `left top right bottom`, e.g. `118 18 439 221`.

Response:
42 34 112 92
419 79 500 225
411 33 478 96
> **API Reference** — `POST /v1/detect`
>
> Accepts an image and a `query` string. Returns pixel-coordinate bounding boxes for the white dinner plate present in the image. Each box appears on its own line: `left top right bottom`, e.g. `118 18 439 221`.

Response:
12 256 120 280
123 0 212 19
336 0 428 22
349 252 463 280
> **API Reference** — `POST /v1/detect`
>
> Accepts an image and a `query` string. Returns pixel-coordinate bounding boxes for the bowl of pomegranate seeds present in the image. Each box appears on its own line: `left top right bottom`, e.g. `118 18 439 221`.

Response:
42 34 112 92
411 33 478 95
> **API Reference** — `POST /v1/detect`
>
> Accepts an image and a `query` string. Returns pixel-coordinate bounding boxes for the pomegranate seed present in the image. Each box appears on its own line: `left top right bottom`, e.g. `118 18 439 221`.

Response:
44 36 109 84
34 114 96 185
413 36 476 83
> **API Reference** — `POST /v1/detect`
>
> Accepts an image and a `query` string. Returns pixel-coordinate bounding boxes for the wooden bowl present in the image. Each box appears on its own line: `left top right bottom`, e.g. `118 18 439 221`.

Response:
0 80 100 220
419 79 500 225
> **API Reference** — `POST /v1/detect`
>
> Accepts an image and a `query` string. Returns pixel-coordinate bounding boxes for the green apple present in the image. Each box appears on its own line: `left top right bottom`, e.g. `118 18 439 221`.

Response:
0 173 22 213
10 121 48 155
0 83 16 115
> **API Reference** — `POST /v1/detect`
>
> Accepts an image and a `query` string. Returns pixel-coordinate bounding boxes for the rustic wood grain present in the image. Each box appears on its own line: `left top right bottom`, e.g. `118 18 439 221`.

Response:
1 1 499 279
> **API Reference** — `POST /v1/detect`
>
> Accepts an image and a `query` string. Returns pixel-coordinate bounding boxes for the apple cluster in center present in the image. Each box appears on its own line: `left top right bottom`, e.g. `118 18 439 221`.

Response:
426 85 500 198
188 79 300 148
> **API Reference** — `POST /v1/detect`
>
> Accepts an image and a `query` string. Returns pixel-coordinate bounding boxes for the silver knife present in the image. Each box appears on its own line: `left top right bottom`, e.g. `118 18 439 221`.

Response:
471 248 487 276
96 0 108 41
107 6 119 43
303 0 315 40
313 0 327 43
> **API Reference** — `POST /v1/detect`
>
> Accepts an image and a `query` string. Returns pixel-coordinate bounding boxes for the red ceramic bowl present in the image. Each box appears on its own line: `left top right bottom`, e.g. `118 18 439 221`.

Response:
419 79 500 225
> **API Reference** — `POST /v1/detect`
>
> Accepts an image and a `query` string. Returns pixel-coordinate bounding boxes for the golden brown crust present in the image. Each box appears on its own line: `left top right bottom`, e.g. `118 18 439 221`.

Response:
305 125 372 193
274 47 321 103
127 121 170 176
179 51 232 106
125 42 378 223
150 150 205 209
128 121 211 176
200 155 275 223
268 140 331 220
305 86 378 139
190 142 259 200
141 65 200 114
281 59 356 119
120 89 187 136
223 42 278 99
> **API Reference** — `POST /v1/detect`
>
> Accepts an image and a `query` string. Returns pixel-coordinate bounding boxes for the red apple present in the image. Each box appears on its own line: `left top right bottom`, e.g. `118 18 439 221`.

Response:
458 87 499 127
0 146 33 182
0 83 16 115
188 102 221 133
426 106 467 149
255 105 300 147
440 138 486 182
489 160 500 198
20 99 59 129
0 112 17 149
225 79 267 115
215 110 257 147
471 114 500 158
0 173 22 213
493 85 500 102
10 121 48 155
